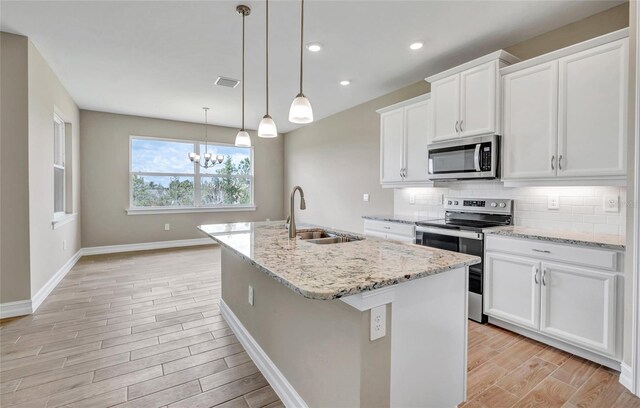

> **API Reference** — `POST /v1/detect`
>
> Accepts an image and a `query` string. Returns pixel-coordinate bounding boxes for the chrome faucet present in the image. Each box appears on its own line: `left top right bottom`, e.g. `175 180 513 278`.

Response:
288 186 306 239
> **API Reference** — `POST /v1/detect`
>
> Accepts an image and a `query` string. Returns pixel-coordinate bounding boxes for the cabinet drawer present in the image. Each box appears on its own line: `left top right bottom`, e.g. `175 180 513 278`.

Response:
363 220 415 238
486 235 618 271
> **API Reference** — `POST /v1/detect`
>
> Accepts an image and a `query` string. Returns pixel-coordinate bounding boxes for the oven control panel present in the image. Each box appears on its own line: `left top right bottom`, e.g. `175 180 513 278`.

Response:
444 197 512 214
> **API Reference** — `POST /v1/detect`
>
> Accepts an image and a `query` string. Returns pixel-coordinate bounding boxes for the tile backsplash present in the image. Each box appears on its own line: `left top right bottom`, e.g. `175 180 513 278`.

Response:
394 182 626 236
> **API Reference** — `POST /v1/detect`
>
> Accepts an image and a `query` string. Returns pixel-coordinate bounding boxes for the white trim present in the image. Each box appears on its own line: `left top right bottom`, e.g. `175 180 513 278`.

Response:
126 206 256 215
220 299 308 408
0 300 32 319
621 362 634 391
376 93 430 114
31 250 82 312
425 49 520 83
51 213 78 229
81 238 214 256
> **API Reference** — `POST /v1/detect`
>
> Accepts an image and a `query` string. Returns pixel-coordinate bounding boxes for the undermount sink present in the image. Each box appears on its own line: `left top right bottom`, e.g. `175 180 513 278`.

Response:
297 229 363 245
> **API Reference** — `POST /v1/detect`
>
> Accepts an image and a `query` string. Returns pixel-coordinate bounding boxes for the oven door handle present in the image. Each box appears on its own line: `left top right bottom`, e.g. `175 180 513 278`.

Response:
416 226 483 240
474 144 481 172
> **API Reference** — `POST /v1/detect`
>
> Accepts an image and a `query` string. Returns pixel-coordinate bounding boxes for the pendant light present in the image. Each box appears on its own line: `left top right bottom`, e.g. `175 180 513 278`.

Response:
235 5 252 147
258 0 277 138
288 0 313 124
189 107 224 168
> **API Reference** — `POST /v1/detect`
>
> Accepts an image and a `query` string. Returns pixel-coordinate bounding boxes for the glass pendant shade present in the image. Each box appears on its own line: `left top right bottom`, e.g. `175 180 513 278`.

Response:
288 93 313 124
258 115 278 138
235 130 252 147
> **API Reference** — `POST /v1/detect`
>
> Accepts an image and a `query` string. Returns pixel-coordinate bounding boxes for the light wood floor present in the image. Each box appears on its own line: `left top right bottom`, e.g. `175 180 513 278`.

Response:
1 245 639 408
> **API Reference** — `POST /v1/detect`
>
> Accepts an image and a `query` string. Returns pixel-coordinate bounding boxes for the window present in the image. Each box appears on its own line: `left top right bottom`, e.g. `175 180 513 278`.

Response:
53 115 65 218
129 136 253 212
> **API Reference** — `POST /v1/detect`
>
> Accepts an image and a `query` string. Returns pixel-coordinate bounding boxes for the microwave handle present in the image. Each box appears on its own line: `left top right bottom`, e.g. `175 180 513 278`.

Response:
474 144 481 171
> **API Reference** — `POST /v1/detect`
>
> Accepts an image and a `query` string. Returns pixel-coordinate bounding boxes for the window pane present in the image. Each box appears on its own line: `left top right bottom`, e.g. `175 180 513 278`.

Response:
132 175 194 207
54 167 64 213
201 177 251 206
200 145 251 175
131 139 195 174
54 120 64 166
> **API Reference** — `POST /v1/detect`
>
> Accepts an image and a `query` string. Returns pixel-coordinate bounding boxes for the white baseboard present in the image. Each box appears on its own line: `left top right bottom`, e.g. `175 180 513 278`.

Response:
31 250 82 312
81 238 214 256
0 300 33 319
620 362 634 393
220 299 308 408
1 238 215 319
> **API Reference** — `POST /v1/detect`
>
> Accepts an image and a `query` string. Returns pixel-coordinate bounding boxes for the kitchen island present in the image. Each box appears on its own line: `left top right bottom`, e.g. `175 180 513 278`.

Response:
198 221 480 408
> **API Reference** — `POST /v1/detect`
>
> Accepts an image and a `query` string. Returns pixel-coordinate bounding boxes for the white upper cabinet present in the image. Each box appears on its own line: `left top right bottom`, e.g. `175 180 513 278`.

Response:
431 75 460 142
501 29 628 184
380 109 404 184
378 94 432 187
557 39 628 178
427 51 519 143
460 61 498 138
502 61 559 179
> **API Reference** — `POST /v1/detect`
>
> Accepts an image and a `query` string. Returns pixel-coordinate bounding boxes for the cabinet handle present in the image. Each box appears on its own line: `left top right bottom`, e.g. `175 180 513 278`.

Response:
455 121 459 133
551 155 555 171
383 226 391 230
534 268 539 284
459 120 464 132
403 168 407 178
558 155 563 171
532 249 551 254
542 269 547 286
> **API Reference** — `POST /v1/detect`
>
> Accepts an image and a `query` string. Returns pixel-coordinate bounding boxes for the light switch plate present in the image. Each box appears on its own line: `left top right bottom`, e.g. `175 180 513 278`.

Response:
604 195 619 213
248 286 254 306
548 195 560 210
164 223 170 231
363 194 370 202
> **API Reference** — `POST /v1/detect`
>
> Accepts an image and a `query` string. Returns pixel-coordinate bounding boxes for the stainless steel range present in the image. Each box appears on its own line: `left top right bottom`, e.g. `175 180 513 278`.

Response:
415 198 513 323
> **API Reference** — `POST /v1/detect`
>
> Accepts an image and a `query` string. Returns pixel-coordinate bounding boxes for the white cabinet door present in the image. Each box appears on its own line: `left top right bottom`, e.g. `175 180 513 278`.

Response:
484 252 541 329
431 75 460 142
460 61 497 137
380 108 404 183
403 99 430 182
540 262 617 356
557 38 628 178
502 61 559 180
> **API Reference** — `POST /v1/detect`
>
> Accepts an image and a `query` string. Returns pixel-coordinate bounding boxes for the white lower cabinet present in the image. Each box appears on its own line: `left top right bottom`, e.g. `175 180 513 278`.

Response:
484 235 622 362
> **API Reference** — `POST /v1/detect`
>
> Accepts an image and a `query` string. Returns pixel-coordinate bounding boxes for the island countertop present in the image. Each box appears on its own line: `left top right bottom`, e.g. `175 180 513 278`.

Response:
198 221 480 300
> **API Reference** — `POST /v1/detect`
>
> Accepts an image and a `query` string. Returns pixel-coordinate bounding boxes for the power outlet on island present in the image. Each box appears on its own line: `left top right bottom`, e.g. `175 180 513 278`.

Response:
370 305 386 341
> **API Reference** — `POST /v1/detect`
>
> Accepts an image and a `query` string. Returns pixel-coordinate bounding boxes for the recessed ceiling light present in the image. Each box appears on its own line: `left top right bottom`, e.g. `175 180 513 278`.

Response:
306 43 322 52
340 80 351 86
409 42 424 50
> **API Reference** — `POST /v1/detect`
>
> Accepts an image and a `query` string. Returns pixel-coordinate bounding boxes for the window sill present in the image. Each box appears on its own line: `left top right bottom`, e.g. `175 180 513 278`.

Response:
52 213 78 230
125 206 257 215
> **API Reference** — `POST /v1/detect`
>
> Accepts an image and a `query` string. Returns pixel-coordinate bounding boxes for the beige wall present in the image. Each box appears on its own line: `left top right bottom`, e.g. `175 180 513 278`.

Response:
80 111 284 247
27 41 82 298
283 4 629 234
0 33 31 303
220 246 390 407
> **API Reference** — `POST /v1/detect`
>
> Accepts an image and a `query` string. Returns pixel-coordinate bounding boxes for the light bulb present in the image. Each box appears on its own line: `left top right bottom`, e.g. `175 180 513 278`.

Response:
258 115 278 138
235 130 252 147
288 93 313 124
217 155 224 163
204 152 212 161
194 154 201 163
188 152 197 161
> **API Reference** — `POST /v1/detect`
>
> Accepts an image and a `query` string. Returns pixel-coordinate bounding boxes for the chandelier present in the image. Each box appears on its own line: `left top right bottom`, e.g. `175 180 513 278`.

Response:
188 107 224 168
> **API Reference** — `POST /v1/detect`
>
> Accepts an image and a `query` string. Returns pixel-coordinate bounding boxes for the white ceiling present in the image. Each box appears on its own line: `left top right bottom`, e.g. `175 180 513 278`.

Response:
0 0 625 133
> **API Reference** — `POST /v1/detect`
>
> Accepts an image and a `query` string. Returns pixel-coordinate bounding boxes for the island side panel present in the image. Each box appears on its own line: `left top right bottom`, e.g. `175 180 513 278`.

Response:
220 247 391 407
390 266 468 407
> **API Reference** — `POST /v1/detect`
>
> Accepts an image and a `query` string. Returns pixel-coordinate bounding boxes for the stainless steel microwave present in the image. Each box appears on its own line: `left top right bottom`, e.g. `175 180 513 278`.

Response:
427 135 499 180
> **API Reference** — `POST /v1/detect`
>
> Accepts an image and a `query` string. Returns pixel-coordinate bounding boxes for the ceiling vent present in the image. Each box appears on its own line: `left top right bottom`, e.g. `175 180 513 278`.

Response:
215 76 240 88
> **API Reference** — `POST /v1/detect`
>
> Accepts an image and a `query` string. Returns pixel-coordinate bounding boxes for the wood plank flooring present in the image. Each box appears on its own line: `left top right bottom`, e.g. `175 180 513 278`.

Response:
0 246 282 408
1 245 639 408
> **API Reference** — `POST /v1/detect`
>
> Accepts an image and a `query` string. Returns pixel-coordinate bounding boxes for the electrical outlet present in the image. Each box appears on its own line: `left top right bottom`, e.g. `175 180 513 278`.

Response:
266 218 270 222
248 286 254 306
604 195 619 213
370 305 386 341
164 223 170 231
438 194 444 205
548 195 560 210
363 193 370 202
62 240 66 250
409 194 416 205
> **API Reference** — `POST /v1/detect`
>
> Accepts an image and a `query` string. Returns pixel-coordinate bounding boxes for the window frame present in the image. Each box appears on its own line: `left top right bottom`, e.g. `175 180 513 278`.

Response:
53 114 66 220
127 135 255 214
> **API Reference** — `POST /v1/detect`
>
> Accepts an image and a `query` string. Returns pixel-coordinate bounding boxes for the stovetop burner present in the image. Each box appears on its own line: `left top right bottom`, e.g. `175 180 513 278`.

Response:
416 197 514 232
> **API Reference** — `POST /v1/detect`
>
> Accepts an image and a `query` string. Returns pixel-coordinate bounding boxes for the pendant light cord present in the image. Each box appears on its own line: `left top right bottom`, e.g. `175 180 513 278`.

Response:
299 0 304 94
265 0 269 114
204 108 208 154
242 10 246 130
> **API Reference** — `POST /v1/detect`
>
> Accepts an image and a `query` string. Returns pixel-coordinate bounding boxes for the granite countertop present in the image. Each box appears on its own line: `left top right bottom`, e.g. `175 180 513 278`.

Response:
198 221 480 300
362 214 430 225
484 225 626 251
